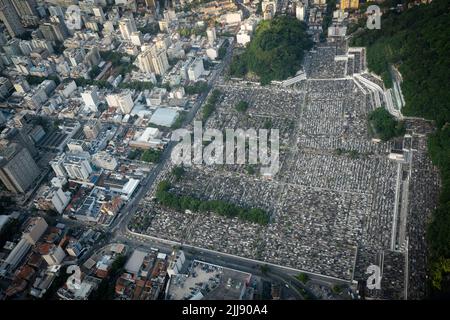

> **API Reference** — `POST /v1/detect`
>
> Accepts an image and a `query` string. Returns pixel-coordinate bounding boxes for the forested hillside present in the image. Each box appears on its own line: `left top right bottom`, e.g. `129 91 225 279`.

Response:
229 16 313 84
351 0 450 296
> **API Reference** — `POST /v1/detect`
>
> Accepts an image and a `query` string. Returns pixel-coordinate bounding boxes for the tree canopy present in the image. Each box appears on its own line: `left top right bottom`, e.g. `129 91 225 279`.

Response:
368 108 405 141
229 16 313 85
155 181 270 225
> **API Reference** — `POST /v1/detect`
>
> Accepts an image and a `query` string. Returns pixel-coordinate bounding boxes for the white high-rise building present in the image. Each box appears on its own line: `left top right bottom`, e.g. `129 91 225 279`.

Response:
0 0 26 37
63 155 93 180
206 27 216 45
106 91 134 113
119 17 137 40
296 3 305 21
262 0 277 19
92 152 118 170
50 154 67 177
43 245 66 266
106 94 120 108
49 187 71 214
137 46 169 75
187 58 204 81
130 31 142 46
103 21 114 35
237 30 251 46
48 5 64 18
118 91 134 114
23 217 48 245
81 87 100 112
92 7 105 22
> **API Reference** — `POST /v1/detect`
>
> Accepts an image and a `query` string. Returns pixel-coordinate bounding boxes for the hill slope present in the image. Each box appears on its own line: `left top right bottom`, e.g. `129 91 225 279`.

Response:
352 0 450 295
230 16 313 84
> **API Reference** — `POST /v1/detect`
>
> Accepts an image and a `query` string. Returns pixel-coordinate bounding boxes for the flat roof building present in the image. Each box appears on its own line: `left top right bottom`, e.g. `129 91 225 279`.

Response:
124 249 147 275
149 107 179 127
0 142 40 193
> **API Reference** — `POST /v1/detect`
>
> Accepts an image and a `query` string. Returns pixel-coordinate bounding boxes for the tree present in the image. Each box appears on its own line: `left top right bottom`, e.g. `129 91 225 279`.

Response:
118 81 154 91
89 65 101 79
229 16 313 84
91 255 126 300
235 101 249 113
332 284 343 294
154 180 269 225
202 90 221 121
0 219 20 248
296 273 309 284
185 81 208 95
128 149 140 160
171 112 186 129
368 108 405 141
140 149 162 163
138 22 160 35
171 166 185 181
260 264 270 275
245 165 256 175
263 119 273 130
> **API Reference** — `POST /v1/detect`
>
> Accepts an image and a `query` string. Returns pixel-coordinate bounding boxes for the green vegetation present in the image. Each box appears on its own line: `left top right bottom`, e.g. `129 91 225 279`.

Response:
202 89 221 122
352 0 450 294
202 59 214 70
43 265 69 300
428 124 450 292
0 218 20 248
158 0 165 14
296 273 309 284
171 166 185 181
348 150 360 159
100 51 128 66
53 41 65 55
26 75 60 86
180 0 215 12
118 81 154 91
71 78 112 89
263 119 273 130
259 264 270 275
89 65 101 79
91 255 126 300
171 112 186 129
218 39 229 60
245 165 256 175
155 181 270 225
299 287 314 300
256 1 262 14
162 82 171 92
140 149 162 163
229 15 313 85
368 108 405 141
127 149 140 160
351 0 450 109
235 100 249 113
0 197 15 214
321 0 337 42
100 50 136 76
178 26 207 37
335 148 367 159
332 284 343 294
138 22 160 35
184 81 208 95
